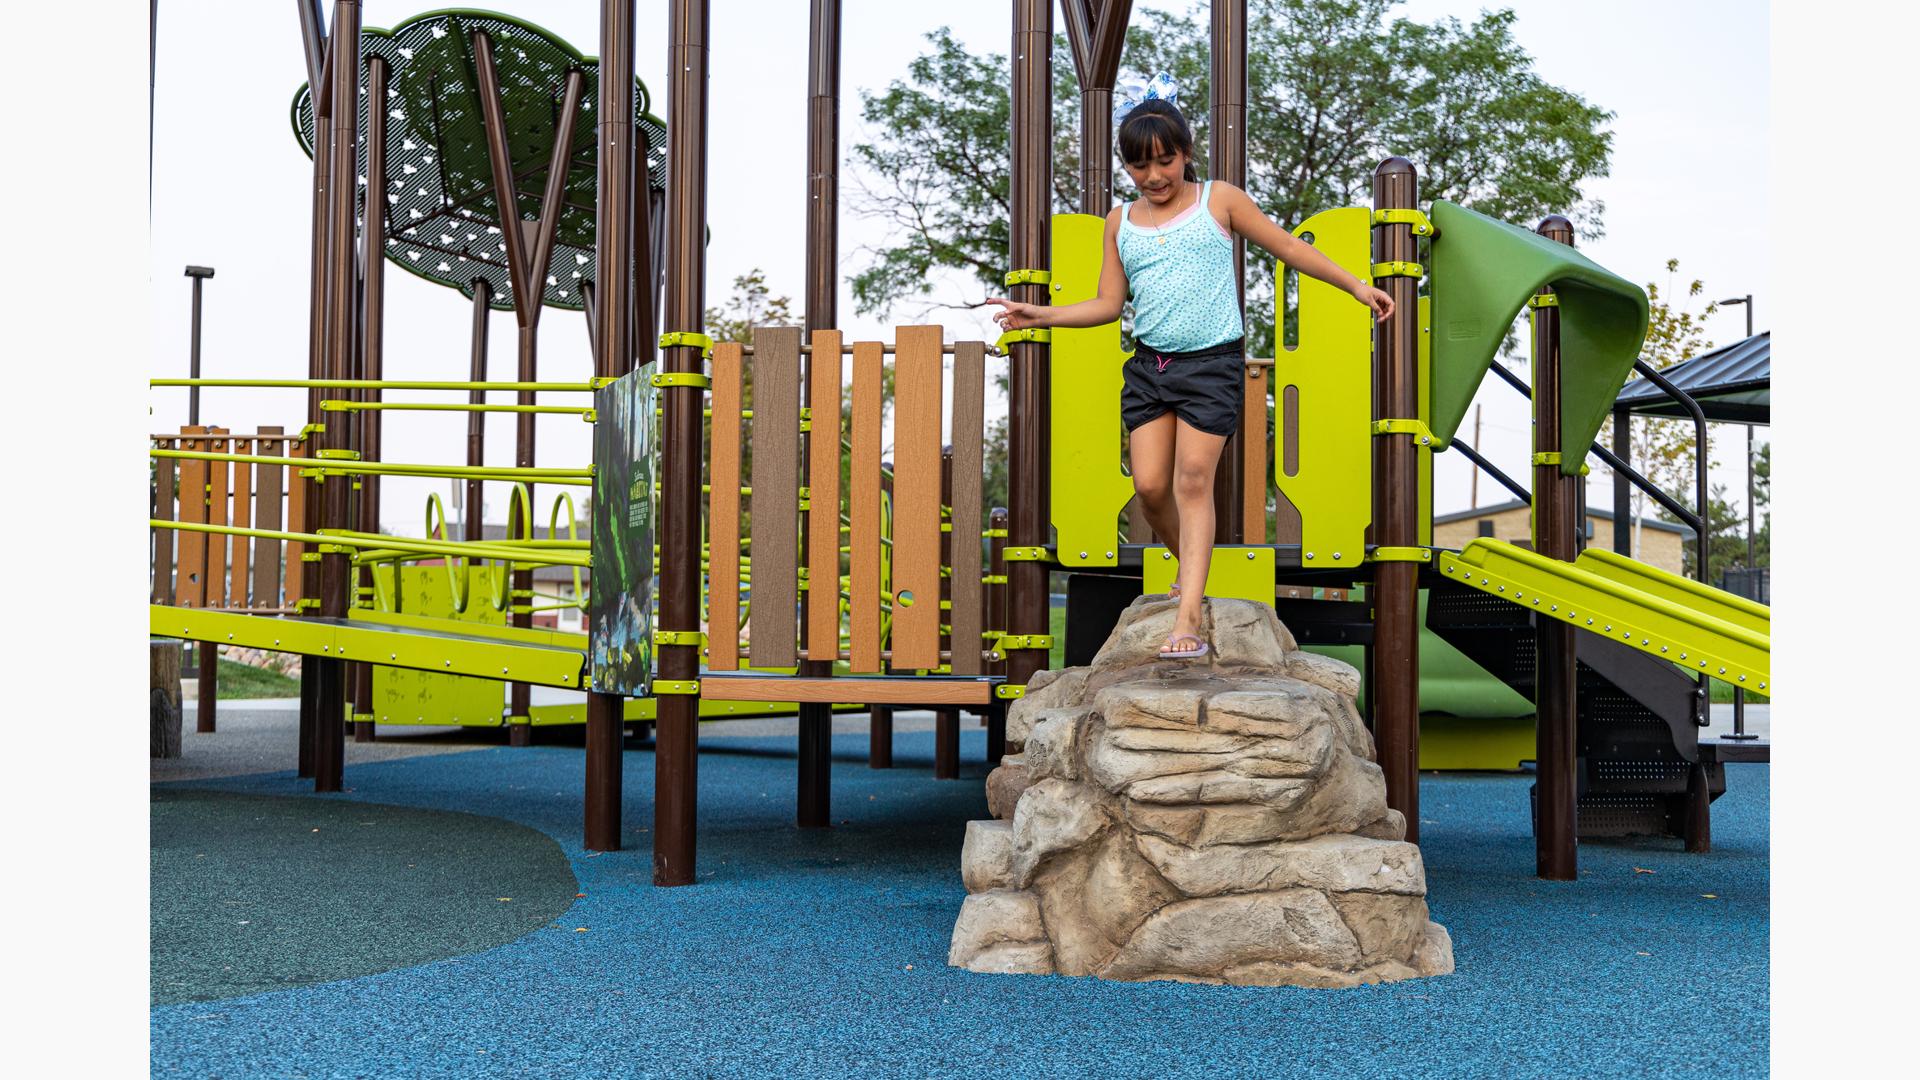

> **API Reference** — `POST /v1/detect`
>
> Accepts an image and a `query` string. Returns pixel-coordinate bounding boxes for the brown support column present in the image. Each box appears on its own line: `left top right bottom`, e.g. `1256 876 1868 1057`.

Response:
353 52 390 745
296 0 332 780
1007 0 1053 700
1533 215 1579 880
797 0 841 828
1369 158 1420 841
934 449 960 779
473 34 587 748
586 0 637 854
465 279 491 543
652 0 711 884
1209 0 1247 542
313 0 361 795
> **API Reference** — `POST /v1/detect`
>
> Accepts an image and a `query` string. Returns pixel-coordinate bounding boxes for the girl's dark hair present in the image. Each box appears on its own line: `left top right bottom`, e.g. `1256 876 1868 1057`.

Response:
1117 98 1199 182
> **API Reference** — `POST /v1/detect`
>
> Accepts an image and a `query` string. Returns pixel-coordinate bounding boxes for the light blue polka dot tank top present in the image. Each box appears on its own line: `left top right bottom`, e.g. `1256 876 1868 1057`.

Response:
1116 180 1245 353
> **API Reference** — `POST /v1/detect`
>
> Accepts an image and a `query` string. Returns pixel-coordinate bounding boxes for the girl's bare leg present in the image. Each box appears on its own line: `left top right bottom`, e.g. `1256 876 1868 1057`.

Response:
1169 418 1228 645
1127 413 1181 558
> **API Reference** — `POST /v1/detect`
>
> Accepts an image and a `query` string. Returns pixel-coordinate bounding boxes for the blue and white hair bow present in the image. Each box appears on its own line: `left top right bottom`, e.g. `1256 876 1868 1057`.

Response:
1113 71 1182 126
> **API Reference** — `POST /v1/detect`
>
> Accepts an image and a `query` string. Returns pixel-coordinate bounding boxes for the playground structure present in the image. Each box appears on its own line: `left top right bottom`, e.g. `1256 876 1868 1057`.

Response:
149 0 1770 889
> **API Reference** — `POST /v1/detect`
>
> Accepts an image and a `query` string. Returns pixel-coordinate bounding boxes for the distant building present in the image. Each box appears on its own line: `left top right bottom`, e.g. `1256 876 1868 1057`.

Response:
1432 499 1694 576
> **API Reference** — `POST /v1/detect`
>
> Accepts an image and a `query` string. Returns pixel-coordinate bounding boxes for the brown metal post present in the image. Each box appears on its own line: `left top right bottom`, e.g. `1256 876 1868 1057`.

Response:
1533 214 1579 880
1368 158 1420 842
795 0 842 828
586 0 638 854
1611 405 1632 556
312 0 361 795
296 0 333 780
353 52 390 745
1006 0 1054 701
1209 0 1247 542
934 449 960 779
652 0 711 885
465 279 491 543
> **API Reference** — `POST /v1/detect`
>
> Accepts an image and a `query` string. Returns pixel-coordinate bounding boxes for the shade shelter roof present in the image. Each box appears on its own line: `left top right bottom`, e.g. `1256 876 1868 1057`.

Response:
1614 332 1769 424
292 8 667 312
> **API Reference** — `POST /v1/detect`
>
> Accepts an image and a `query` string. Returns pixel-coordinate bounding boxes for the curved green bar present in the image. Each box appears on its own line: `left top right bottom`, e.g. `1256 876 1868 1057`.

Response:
1427 200 1650 471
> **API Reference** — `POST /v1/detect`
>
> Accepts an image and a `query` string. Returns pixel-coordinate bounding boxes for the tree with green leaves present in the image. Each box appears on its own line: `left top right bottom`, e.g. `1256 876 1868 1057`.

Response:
850 0 1614 359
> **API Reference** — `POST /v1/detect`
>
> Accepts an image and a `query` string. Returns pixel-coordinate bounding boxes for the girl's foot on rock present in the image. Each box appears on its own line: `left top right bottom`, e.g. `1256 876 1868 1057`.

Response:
1158 632 1209 659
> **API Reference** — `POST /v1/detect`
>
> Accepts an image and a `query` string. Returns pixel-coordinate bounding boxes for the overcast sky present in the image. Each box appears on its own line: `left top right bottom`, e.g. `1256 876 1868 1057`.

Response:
149 0 1768 534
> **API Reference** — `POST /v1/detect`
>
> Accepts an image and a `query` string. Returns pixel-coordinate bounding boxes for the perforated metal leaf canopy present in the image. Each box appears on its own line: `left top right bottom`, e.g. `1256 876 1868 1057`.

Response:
293 9 667 312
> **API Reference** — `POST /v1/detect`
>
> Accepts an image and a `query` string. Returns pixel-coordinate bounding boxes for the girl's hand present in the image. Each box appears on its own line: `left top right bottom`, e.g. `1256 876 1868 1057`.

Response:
985 296 1048 332
1353 284 1395 323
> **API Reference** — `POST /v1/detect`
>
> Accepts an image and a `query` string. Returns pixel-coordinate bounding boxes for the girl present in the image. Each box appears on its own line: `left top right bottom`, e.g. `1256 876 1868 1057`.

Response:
987 90 1393 659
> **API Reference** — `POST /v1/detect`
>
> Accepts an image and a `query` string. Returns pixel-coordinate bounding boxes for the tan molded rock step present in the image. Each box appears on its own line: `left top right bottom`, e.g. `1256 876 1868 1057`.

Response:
952 595 1452 988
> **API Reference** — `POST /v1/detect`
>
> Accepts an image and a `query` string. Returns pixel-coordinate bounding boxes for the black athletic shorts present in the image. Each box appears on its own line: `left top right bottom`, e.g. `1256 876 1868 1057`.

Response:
1120 337 1246 437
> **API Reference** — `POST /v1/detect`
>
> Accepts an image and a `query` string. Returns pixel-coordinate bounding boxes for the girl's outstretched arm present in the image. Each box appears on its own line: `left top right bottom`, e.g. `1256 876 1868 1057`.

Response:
986 207 1130 332
1217 182 1396 323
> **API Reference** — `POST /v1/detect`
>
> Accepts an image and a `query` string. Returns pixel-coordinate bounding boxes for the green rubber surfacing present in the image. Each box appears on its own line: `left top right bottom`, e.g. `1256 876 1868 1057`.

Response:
150 789 578 1006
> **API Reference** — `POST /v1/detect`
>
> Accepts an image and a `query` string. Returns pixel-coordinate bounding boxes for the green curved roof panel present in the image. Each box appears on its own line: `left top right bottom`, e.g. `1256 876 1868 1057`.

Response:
293 8 668 312
1428 199 1650 472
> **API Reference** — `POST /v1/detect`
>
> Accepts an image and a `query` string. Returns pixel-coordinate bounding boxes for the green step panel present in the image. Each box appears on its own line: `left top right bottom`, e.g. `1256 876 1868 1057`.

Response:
1273 207 1373 570
1048 212 1135 566
1437 538 1769 691
366 566 509 726
1427 200 1650 469
1140 545 1276 601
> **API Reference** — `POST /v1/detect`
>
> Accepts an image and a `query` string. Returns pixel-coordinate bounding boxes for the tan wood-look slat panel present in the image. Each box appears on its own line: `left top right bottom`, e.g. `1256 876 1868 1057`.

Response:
285 440 308 604
708 342 745 670
948 341 985 675
848 341 885 673
252 426 286 609
176 426 209 608
806 329 844 660
1243 367 1267 544
151 437 176 605
230 436 254 608
702 673 994 706
205 428 230 606
749 325 802 668
890 325 944 670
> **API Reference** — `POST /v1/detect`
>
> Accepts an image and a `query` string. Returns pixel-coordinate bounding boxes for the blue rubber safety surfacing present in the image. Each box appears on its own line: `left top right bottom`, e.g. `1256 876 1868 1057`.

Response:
151 732 1768 1078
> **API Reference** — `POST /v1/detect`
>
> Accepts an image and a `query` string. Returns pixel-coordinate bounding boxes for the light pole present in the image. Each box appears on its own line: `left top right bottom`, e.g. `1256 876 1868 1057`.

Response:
185 265 215 425
1715 293 1758 741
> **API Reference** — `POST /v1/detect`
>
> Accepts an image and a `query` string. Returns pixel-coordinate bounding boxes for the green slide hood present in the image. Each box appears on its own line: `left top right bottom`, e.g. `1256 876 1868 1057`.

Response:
1428 200 1649 472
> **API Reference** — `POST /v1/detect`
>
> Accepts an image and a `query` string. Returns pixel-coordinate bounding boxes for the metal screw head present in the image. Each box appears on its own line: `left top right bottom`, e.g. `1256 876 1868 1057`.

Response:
1305 552 1315 560
1079 551 1088 559
1162 552 1173 560
1106 552 1114 560
1738 675 1746 682
1246 551 1256 560
1333 552 1342 560
1718 667 1726 674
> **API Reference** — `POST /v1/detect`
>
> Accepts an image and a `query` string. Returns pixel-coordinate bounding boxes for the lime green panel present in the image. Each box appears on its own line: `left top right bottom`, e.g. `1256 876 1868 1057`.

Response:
1417 715 1535 771
152 605 335 655
1427 200 1650 469
1141 545 1275 601
1574 548 1769 637
370 566 507 727
150 604 586 690
1274 206 1373 571
1417 294 1433 548
1049 212 1135 566
1438 539 1768 689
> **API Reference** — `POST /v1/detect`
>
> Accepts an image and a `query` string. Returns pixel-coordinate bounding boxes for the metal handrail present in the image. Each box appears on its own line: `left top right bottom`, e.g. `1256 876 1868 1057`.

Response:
1448 440 1530 505
1484 360 1709 570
